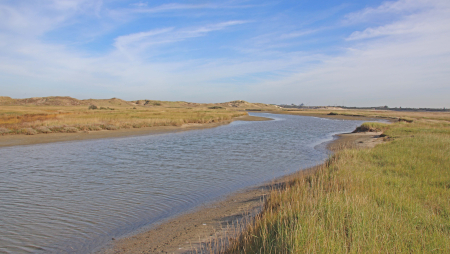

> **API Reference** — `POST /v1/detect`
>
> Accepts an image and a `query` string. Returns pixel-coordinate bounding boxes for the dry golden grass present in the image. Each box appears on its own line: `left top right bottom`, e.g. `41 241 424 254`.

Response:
0 104 247 135
277 108 450 122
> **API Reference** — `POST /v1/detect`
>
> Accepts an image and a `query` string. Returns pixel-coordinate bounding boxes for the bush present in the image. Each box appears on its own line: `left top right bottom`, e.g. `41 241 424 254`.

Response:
399 117 414 123
0 127 11 135
48 126 64 132
36 126 52 133
88 105 98 110
63 127 78 133
20 128 38 135
104 125 118 130
353 122 391 133
208 106 224 109
88 125 102 131
328 112 339 115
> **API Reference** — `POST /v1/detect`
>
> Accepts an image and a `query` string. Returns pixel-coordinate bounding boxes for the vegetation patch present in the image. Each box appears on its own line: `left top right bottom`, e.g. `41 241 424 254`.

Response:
227 121 450 253
20 128 38 135
0 127 11 135
353 122 391 132
88 125 102 131
35 126 52 133
103 125 119 130
63 127 78 133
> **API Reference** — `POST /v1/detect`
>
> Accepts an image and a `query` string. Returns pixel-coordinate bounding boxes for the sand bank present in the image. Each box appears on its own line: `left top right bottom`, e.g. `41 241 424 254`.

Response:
98 121 384 253
0 115 273 148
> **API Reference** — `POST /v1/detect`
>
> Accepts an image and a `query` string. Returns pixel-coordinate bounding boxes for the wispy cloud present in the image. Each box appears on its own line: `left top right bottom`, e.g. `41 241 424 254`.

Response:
133 3 217 13
114 20 249 52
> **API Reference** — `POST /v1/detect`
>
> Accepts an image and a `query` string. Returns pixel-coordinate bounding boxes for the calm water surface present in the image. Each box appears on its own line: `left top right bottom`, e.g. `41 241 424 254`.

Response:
0 113 366 253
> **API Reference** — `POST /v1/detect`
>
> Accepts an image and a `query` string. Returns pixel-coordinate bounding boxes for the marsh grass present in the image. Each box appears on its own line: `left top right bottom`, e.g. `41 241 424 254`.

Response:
354 122 391 132
226 121 450 253
278 109 450 123
0 105 247 136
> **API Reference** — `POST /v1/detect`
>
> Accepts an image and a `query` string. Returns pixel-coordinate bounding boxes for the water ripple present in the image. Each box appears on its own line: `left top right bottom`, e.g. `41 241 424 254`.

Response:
0 113 365 253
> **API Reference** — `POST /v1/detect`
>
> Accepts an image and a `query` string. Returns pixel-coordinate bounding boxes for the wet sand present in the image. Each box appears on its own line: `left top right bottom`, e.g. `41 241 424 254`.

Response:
0 116 273 148
97 122 385 253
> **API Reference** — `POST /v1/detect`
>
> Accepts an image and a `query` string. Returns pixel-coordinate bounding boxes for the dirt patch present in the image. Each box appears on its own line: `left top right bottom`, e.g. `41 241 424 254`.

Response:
0 121 232 148
327 132 384 151
233 115 273 121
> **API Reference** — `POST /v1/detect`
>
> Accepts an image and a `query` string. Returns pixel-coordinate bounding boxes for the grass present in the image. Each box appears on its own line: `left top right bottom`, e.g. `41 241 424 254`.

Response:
277 108 450 122
353 122 391 132
0 105 247 135
226 120 450 253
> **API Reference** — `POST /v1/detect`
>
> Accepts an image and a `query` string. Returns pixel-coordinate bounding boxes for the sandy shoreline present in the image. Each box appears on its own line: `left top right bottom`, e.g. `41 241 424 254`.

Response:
0 115 272 148
97 118 384 254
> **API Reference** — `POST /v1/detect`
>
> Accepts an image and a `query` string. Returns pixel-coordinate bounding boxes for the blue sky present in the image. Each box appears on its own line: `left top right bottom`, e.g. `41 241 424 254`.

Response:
1 0 449 107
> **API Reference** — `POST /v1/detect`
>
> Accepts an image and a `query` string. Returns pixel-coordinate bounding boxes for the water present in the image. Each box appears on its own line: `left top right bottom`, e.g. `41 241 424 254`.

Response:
0 113 366 253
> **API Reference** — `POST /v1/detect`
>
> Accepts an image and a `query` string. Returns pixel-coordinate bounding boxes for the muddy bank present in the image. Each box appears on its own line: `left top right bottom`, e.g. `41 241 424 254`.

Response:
98 127 384 254
0 115 275 148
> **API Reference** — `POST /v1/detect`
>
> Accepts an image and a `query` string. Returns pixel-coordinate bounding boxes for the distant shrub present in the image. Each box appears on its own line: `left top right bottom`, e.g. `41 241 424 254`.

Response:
36 126 52 133
353 122 390 133
121 123 132 129
99 106 114 110
20 128 38 135
208 106 224 109
132 123 143 128
152 102 161 106
63 127 78 133
88 105 98 110
246 109 262 111
328 112 339 115
48 126 64 132
399 117 414 123
0 127 11 135
104 125 118 130
88 125 102 131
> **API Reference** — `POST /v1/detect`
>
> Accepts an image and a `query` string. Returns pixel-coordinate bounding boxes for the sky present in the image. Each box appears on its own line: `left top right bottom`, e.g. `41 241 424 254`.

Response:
0 0 449 107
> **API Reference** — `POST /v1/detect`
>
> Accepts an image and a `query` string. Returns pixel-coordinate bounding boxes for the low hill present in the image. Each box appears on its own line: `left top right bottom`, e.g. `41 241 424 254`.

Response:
0 96 279 110
0 96 86 106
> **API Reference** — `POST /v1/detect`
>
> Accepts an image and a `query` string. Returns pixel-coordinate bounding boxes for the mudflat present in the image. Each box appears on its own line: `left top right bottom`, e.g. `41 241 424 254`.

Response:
0 121 231 148
0 115 273 148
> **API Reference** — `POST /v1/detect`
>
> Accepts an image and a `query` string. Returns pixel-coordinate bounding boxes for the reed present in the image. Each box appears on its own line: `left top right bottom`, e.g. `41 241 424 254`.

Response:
0 105 247 135
226 120 450 253
277 109 450 122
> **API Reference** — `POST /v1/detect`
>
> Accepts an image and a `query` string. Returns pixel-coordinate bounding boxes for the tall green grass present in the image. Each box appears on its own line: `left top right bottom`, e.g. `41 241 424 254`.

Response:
227 121 450 253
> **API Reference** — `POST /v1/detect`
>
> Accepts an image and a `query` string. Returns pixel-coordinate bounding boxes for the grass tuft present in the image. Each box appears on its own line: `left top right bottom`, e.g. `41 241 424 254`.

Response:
353 122 391 132
35 126 52 133
20 128 38 135
0 127 11 135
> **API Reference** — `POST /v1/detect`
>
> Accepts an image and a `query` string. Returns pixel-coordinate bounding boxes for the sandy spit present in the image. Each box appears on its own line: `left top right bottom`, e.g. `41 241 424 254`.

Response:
0 116 274 148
